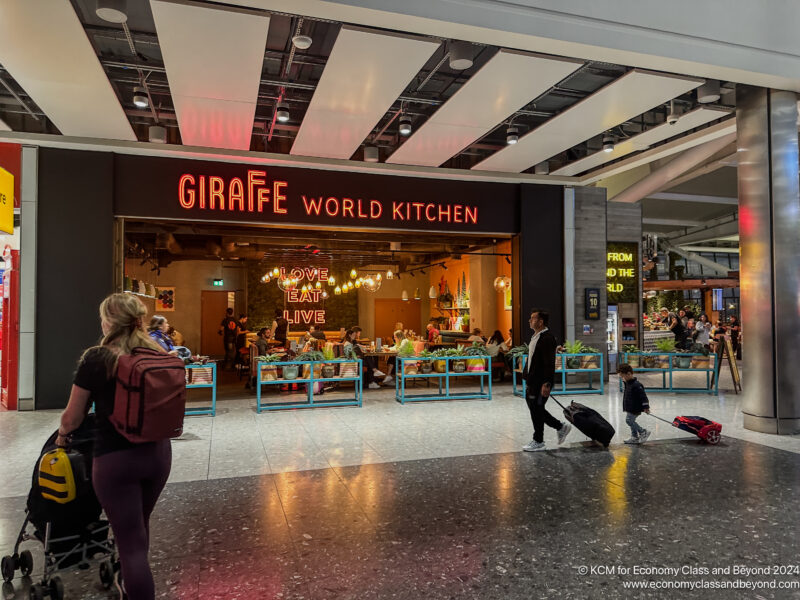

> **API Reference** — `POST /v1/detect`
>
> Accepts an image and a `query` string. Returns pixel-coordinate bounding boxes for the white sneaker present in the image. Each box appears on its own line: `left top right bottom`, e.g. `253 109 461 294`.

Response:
638 429 651 443
557 423 572 445
382 375 394 385
373 369 386 377
522 440 546 452
624 436 640 444
368 382 381 389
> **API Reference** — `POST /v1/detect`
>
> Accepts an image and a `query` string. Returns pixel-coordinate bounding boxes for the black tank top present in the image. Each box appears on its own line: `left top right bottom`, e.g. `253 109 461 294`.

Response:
274 317 288 340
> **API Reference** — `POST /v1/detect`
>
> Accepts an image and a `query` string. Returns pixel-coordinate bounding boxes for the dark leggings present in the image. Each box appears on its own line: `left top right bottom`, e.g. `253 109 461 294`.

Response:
93 441 172 600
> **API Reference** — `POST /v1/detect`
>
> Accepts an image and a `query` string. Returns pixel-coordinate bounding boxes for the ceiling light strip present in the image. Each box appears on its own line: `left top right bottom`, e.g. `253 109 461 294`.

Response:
552 107 730 176
473 69 704 173
387 49 582 167
290 26 439 160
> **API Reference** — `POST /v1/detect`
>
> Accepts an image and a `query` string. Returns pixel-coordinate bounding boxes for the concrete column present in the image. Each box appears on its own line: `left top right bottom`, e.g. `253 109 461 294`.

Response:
737 86 800 435
18 146 36 410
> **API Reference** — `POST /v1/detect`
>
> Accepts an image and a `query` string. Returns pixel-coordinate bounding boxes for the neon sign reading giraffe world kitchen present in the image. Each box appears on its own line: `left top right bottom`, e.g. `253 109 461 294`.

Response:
177 169 479 225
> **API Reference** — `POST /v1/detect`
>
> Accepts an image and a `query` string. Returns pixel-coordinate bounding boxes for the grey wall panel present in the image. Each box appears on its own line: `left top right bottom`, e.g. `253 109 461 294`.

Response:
573 187 608 369
36 149 114 409
607 201 644 345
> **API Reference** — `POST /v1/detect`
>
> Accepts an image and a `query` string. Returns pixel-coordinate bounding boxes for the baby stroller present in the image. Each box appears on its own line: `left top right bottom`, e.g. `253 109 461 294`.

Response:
1 415 121 599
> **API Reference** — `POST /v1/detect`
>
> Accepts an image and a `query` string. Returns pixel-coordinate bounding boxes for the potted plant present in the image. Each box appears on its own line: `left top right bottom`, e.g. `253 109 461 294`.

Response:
296 350 325 379
321 344 336 379
580 346 601 369
688 343 712 368
258 353 283 381
673 348 692 369
339 347 360 379
397 339 418 375
461 312 470 332
508 344 528 373
563 340 586 369
464 341 489 372
418 349 434 373
621 345 640 367
654 338 676 368
432 348 449 373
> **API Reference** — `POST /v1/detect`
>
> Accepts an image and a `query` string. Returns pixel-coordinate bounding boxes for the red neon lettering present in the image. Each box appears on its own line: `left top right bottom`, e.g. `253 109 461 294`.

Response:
291 268 304 280
370 200 382 219
357 199 367 218
438 204 451 222
229 177 244 211
325 197 339 217
257 187 270 212
274 181 287 214
411 202 424 221
406 203 411 221
465 205 478 224
304 268 316 280
209 176 224 210
342 198 354 218
301 310 315 323
283 310 294 324
392 202 404 220
303 196 323 216
425 204 436 222
287 290 300 302
247 170 265 212
453 204 463 223
318 268 329 282
199 175 206 209
299 291 313 303
309 290 321 302
178 174 195 209
279 267 287 278
314 310 326 323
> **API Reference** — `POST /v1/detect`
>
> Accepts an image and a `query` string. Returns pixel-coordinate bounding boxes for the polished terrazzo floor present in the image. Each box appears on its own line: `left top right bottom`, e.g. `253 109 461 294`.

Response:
2 371 799 598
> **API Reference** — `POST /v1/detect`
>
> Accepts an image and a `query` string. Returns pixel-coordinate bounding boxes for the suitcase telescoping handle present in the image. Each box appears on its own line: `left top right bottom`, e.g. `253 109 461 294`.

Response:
549 393 567 410
646 412 676 428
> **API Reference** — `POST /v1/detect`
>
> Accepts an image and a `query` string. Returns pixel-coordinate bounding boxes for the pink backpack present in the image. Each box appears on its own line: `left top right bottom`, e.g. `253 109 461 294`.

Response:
112 348 187 443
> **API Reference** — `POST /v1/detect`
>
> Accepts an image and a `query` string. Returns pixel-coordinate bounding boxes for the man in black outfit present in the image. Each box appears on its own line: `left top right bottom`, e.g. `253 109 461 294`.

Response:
522 309 571 452
218 308 238 370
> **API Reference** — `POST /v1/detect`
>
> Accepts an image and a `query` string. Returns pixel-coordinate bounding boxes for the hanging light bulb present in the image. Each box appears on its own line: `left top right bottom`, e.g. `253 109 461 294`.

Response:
376 273 382 281
349 268 357 279
328 275 336 286
386 269 394 280
343 284 349 294
355 279 362 288
301 284 308 293
315 281 321 289
322 290 328 299
334 285 341 295
272 267 280 277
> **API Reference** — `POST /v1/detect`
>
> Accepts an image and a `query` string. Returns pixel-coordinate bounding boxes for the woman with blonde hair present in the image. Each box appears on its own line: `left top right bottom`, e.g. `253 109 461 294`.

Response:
57 293 173 600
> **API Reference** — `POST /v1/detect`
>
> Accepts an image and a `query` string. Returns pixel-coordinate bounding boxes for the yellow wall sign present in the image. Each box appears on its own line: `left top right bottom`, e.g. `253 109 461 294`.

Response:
0 167 13 235
606 242 639 303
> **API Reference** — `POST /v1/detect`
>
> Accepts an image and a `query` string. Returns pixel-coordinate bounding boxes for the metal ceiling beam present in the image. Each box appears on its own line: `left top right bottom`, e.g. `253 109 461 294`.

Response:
662 213 739 245
660 240 731 275
679 245 739 253
657 152 737 191
647 192 738 205
642 218 706 227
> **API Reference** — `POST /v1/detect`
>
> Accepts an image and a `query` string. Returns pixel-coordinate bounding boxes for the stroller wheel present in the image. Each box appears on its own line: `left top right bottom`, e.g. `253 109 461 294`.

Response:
49 577 64 600
19 551 33 577
28 583 44 600
99 560 114 590
1 555 14 583
705 429 721 445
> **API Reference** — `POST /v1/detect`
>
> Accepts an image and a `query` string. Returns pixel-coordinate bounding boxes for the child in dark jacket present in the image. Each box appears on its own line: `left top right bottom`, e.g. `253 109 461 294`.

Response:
619 363 651 444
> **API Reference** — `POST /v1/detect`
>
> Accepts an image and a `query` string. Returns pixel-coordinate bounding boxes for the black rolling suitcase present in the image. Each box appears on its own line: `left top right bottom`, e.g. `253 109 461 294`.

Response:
552 396 615 447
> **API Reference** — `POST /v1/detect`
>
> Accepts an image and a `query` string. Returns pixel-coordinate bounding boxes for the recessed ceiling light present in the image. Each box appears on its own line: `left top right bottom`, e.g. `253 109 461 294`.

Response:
96 0 127 23
148 125 167 143
534 161 549 175
133 86 148 108
602 134 615 153
697 80 721 104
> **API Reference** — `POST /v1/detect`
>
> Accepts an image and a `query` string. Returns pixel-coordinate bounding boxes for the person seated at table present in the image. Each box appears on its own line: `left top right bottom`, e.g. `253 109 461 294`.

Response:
271 309 289 347
254 327 271 356
426 321 440 343
309 324 327 341
467 328 485 344
486 330 509 381
343 326 383 389
382 330 406 386
147 315 179 356
167 325 185 347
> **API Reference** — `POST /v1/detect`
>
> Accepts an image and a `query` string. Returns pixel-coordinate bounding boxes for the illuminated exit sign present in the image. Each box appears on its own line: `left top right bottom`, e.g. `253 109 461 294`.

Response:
212 279 224 287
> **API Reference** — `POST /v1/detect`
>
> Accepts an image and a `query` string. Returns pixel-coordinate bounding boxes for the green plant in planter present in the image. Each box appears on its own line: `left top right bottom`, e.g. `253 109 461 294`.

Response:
463 341 489 356
431 348 449 373
621 345 640 367
580 345 600 368
256 353 285 363
397 339 416 357
563 340 585 369
296 350 325 362
322 345 336 361
508 344 528 370
463 341 489 372
654 338 675 369
418 349 434 373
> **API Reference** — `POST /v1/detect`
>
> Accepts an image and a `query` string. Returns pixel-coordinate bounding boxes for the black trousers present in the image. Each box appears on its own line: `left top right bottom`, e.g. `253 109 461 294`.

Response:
525 391 562 443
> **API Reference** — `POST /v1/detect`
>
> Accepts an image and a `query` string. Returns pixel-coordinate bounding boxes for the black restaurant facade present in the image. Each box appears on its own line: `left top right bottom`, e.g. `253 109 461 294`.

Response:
28 146 623 409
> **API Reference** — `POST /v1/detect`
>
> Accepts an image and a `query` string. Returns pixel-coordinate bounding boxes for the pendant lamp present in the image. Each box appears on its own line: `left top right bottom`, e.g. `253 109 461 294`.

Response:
413 288 421 300
428 286 437 299
401 290 409 301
